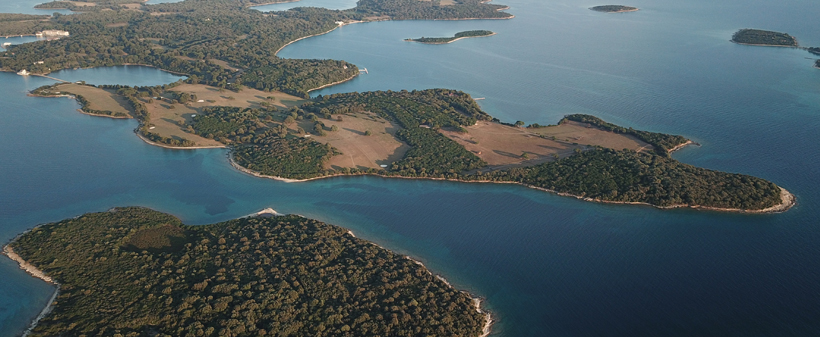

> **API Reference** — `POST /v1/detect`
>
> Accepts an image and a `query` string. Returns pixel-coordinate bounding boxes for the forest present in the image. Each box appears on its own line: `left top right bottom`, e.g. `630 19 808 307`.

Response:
589 5 638 13
476 148 783 210
406 30 495 44
10 207 487 336
731 29 797 47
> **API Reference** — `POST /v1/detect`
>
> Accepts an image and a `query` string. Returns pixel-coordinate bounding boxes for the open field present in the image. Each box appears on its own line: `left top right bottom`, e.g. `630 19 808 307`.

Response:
140 97 225 147
441 120 652 170
170 84 305 110
300 112 409 170
441 121 582 169
55 83 133 117
529 121 651 151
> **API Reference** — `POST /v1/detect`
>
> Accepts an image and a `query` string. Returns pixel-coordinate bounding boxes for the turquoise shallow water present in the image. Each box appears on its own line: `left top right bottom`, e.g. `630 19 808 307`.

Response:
2 0 820 336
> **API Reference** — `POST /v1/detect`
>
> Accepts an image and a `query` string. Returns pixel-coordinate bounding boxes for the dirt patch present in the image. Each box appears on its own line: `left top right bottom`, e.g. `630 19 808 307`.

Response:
303 112 409 170
170 84 306 110
441 121 582 169
141 97 225 147
55 83 133 117
529 121 651 152
208 59 241 72
105 22 128 28
441 120 652 170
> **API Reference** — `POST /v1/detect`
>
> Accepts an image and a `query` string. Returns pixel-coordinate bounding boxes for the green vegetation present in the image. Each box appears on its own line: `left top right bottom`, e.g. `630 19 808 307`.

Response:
731 29 797 47
406 30 495 44
11 207 486 336
479 148 783 209
589 5 638 13
560 114 688 155
808 47 820 56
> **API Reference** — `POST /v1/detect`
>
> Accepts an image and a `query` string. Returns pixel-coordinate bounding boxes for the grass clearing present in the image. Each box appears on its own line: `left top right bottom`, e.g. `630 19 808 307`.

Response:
170 84 306 110
55 83 133 117
529 121 651 151
441 120 652 170
141 97 225 147
300 112 409 170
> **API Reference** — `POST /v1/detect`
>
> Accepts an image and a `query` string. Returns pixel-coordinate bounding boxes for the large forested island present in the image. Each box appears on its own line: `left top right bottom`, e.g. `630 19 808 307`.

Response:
589 5 638 13
731 29 797 47
405 30 495 44
6 207 489 336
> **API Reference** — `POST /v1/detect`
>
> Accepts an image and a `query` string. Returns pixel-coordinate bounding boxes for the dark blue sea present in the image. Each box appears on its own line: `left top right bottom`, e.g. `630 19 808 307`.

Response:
2 0 820 336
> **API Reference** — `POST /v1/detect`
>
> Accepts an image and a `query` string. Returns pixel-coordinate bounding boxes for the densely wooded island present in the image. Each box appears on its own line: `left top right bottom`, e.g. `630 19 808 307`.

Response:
590 5 639 13
731 29 797 47
405 30 496 44
5 207 491 336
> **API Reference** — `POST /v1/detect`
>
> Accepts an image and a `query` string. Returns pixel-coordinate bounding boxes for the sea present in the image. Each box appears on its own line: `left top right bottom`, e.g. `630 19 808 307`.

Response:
2 0 820 336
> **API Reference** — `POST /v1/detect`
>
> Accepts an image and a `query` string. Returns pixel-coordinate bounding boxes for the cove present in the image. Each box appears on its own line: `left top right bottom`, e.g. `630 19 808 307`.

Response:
251 0 358 12
47 65 186 87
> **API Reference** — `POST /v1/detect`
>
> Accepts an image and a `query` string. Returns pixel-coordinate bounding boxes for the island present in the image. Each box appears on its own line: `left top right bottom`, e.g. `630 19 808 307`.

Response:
31 81 794 213
4 207 491 336
808 47 820 56
405 30 496 44
589 5 639 13
731 29 797 47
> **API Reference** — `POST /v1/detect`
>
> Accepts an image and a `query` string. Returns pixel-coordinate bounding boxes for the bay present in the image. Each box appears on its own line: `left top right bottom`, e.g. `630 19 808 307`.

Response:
251 0 357 12
2 0 820 336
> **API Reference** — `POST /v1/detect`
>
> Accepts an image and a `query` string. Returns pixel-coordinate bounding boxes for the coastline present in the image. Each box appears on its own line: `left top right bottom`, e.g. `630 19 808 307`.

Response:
3 244 60 337
228 155 796 214
135 132 227 150
731 40 798 48
306 72 360 93
593 9 639 13
407 32 497 45
667 140 694 154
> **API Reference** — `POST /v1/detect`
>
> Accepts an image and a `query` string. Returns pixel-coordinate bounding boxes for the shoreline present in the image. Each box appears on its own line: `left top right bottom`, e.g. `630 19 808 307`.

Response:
407 32 497 45
228 155 796 214
135 132 227 150
731 41 798 48
307 72 360 93
667 140 694 154
593 9 639 13
3 244 61 337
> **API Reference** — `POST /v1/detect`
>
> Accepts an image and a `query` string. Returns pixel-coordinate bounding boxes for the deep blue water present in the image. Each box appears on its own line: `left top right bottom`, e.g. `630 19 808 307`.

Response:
0 0 71 15
3 0 820 336
49 65 186 87
251 0 357 12
0 36 45 52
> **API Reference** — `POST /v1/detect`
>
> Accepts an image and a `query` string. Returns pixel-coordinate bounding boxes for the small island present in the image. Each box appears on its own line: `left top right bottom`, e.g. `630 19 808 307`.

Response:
590 5 639 13
5 207 491 336
731 29 797 47
405 30 496 44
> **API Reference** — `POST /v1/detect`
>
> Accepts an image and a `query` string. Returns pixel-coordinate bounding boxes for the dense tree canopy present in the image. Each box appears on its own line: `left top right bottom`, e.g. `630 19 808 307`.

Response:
11 207 486 336
731 29 797 47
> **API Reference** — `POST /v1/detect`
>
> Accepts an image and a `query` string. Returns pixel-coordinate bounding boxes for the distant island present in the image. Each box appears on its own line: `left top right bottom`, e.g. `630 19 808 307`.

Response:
405 30 496 44
731 29 797 47
590 5 639 13
5 207 491 336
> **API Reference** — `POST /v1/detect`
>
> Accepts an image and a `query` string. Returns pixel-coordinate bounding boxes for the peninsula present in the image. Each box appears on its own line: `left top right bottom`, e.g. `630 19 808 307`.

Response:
590 5 639 13
731 29 797 47
405 30 496 44
5 207 490 336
